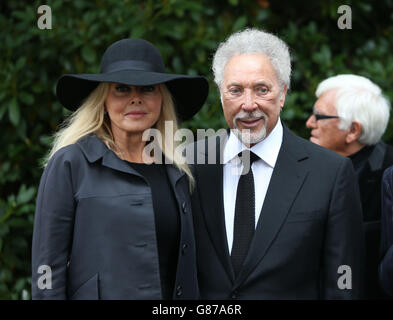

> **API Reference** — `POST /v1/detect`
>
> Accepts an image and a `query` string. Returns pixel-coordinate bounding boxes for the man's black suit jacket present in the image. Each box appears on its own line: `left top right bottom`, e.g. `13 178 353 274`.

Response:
357 141 393 299
190 124 365 299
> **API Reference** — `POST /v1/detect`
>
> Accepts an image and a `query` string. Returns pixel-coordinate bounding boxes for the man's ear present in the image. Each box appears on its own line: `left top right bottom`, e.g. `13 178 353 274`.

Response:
345 121 362 144
280 85 288 108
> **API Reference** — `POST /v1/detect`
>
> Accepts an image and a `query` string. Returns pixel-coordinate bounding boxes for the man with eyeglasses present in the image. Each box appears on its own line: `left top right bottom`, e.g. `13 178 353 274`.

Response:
306 74 393 299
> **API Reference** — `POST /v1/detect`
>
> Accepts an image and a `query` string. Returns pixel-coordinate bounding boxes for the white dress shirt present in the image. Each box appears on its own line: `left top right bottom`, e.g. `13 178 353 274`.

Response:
223 119 283 253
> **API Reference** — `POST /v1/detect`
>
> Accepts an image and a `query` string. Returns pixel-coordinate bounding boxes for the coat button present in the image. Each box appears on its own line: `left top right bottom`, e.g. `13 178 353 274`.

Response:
176 285 183 297
182 202 187 214
182 243 188 255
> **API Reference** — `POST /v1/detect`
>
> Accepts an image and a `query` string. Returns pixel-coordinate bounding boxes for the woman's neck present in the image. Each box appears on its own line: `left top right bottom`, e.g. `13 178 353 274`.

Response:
112 130 149 163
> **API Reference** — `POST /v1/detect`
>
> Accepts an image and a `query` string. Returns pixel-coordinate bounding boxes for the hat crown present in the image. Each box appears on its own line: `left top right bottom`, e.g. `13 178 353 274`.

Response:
100 38 166 74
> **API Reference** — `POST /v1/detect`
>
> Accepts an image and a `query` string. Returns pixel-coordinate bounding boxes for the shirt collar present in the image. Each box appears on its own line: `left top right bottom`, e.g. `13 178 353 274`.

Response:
223 118 283 168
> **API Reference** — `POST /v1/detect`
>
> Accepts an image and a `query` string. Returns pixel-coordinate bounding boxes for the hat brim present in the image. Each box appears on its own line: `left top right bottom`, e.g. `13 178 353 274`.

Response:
56 70 208 121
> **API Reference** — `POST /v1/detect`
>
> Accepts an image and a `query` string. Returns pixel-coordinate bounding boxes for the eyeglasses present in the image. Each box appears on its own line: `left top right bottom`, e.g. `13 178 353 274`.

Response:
312 112 340 121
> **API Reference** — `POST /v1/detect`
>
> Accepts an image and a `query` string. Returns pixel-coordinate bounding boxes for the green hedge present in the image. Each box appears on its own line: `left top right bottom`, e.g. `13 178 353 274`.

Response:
1 0 393 299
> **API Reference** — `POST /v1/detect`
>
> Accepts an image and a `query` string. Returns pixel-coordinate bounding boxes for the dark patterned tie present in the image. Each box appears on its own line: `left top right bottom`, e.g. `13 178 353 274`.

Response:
231 150 259 277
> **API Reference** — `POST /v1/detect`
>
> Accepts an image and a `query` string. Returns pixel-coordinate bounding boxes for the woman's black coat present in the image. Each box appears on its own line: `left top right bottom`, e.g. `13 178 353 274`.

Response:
31 134 198 299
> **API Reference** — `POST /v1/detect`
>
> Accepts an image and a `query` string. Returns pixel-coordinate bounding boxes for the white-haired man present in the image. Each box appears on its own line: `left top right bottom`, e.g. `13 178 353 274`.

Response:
190 29 365 299
306 74 393 299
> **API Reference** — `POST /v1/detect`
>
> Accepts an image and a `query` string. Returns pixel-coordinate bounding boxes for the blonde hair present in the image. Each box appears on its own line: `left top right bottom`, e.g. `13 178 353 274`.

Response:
44 82 195 189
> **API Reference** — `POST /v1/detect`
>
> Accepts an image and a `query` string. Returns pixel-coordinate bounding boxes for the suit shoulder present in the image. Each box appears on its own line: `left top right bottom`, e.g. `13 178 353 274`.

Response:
287 130 347 165
185 130 228 164
192 130 227 148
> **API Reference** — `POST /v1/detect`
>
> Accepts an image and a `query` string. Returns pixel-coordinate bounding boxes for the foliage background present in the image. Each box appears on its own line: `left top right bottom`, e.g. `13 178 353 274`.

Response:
1 0 393 299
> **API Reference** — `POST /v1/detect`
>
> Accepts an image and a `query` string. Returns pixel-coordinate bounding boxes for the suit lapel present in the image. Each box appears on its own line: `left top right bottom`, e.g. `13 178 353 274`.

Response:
195 133 235 281
234 125 309 286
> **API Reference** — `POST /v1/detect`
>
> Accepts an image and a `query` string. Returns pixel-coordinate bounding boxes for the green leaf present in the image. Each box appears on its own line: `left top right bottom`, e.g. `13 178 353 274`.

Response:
19 93 34 105
233 16 247 31
15 57 27 70
9 218 30 228
0 224 10 237
81 46 96 64
14 279 26 292
0 91 6 102
131 25 146 38
16 185 36 204
12 10 28 21
0 104 7 121
0 269 12 282
8 98 20 126
172 56 183 73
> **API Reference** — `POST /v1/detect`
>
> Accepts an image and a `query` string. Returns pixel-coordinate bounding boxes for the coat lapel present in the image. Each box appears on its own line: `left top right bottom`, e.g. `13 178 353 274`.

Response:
166 163 186 191
165 164 188 231
234 125 309 286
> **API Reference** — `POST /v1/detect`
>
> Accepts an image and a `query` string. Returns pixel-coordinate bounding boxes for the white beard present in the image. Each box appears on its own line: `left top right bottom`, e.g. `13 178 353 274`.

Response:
232 110 268 145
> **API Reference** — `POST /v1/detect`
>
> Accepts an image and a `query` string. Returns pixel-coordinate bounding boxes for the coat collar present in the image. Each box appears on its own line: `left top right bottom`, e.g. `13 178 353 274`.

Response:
76 134 141 177
367 141 386 172
76 133 109 163
76 134 185 186
356 141 388 211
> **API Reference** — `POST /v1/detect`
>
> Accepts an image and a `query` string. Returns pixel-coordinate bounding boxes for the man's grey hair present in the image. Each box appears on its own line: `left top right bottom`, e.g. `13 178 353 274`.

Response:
316 74 391 146
212 28 291 90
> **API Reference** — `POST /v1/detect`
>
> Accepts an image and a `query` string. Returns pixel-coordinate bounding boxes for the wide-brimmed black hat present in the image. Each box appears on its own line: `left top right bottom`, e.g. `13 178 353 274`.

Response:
56 38 209 121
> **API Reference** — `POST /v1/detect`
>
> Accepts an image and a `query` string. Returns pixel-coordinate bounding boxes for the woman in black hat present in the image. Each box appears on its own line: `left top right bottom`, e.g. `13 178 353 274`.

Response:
31 38 208 300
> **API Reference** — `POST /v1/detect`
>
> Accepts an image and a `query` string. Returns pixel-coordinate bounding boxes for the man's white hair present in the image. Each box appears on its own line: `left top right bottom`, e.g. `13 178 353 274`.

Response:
212 28 291 90
316 74 391 145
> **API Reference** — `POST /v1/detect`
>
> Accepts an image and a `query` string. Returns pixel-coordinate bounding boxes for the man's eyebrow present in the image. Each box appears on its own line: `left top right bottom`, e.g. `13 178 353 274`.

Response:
254 81 271 87
225 82 242 88
225 80 272 88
